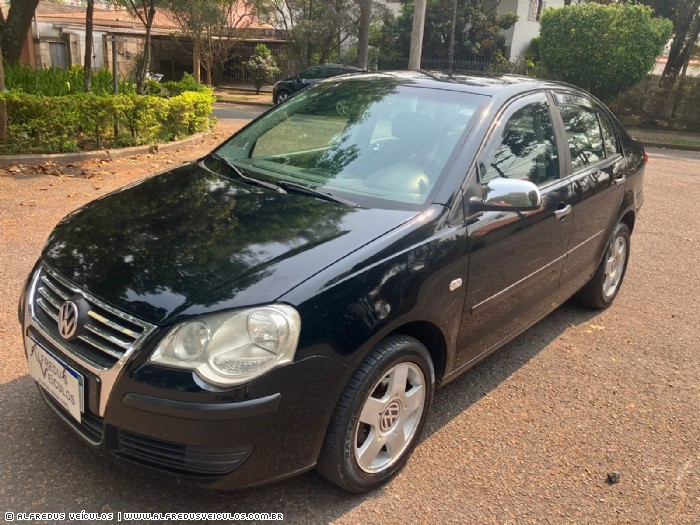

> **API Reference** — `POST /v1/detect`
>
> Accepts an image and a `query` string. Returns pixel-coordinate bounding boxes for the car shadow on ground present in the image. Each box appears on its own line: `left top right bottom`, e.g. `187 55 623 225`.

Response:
0 302 600 521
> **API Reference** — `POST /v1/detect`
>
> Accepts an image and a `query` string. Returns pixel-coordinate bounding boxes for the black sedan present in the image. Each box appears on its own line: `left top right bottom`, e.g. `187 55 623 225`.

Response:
19 72 645 492
272 63 363 104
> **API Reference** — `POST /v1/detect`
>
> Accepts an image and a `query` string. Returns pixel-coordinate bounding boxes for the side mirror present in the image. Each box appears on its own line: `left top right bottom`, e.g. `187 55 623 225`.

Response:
469 178 542 213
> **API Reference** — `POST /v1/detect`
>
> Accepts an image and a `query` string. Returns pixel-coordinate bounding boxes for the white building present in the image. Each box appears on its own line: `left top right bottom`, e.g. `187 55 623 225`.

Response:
486 0 566 62
376 0 565 64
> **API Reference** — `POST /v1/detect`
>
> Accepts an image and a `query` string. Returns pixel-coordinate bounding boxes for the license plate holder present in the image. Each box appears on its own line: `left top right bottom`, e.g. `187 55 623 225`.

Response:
26 339 84 423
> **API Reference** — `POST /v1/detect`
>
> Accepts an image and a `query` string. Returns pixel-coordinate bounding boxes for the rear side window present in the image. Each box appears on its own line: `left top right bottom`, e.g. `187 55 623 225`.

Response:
557 104 605 172
599 111 620 157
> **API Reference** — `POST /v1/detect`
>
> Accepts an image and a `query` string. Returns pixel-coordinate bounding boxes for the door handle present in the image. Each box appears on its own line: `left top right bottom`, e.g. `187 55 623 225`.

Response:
554 204 572 221
614 175 626 187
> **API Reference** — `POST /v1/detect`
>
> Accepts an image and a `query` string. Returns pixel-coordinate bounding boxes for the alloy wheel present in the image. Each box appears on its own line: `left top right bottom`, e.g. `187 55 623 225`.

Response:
354 362 426 474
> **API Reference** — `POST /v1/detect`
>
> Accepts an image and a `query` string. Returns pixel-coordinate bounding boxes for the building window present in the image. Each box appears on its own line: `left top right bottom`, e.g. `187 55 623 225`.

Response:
528 0 545 21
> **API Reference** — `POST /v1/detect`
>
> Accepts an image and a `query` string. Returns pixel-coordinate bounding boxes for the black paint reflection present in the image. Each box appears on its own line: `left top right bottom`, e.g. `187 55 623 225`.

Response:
44 163 351 323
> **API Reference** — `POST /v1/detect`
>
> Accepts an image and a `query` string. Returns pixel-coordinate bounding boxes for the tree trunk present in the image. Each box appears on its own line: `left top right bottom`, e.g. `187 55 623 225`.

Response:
0 43 7 143
136 2 156 95
0 0 40 65
193 41 201 83
447 0 458 73
661 0 700 87
84 0 95 92
358 0 371 69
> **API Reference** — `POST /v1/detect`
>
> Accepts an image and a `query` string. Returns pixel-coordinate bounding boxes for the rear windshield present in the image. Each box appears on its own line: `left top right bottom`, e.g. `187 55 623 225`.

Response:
216 78 486 210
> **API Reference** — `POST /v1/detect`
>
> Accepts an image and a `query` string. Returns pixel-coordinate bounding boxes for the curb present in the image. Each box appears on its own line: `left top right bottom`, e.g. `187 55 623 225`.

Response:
0 132 211 168
214 98 273 108
638 141 700 152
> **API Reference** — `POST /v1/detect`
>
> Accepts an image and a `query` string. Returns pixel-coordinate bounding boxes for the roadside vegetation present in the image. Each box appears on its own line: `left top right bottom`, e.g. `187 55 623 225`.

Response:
0 0 697 153
0 66 214 154
528 2 698 133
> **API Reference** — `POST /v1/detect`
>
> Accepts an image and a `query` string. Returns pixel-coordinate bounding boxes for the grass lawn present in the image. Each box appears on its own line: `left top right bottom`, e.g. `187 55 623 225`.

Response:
627 128 700 150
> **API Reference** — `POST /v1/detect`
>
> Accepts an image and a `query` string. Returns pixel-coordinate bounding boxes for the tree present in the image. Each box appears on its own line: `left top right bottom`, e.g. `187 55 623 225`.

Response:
385 0 517 65
117 0 157 94
84 0 95 92
245 43 280 93
0 0 40 65
163 0 260 86
539 3 672 101
267 0 359 69
637 0 700 85
660 0 700 85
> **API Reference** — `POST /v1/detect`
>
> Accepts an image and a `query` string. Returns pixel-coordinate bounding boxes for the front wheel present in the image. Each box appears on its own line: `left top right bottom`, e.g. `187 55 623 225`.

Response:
316 335 434 492
575 222 631 309
274 90 290 104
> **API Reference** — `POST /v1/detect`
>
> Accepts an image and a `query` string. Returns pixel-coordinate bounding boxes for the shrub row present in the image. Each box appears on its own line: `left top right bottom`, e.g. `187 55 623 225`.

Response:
0 90 215 154
609 75 700 133
4 64 134 96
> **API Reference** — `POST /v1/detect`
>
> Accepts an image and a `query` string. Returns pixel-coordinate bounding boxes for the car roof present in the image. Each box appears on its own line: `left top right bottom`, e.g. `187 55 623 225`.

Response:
310 63 360 70
331 70 577 98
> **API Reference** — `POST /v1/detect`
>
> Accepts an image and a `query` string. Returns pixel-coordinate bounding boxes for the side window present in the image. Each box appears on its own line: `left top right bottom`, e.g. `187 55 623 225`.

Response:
481 99 560 187
319 67 337 78
598 111 620 157
558 104 605 172
298 67 320 80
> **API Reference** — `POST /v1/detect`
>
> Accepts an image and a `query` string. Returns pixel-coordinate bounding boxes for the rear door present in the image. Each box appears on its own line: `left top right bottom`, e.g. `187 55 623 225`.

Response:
551 92 627 300
455 92 574 368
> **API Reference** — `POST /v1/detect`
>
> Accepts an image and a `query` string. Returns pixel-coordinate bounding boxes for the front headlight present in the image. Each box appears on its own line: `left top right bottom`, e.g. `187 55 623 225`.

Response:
150 304 301 387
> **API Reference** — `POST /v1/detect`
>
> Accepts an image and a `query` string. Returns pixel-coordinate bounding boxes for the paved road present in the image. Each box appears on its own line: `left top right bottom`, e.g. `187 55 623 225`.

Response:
0 147 698 524
212 102 267 122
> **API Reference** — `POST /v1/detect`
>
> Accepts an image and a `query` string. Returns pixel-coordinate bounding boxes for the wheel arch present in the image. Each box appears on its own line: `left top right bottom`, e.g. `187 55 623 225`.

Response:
620 209 636 233
386 320 447 384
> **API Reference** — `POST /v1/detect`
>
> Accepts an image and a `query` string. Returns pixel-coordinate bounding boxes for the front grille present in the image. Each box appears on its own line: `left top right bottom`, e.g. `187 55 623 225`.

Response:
118 431 252 476
32 266 155 369
40 387 105 444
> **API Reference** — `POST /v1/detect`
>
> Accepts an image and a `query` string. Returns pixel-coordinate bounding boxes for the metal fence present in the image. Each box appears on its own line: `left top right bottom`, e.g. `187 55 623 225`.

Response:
377 56 490 72
221 43 293 84
218 46 492 86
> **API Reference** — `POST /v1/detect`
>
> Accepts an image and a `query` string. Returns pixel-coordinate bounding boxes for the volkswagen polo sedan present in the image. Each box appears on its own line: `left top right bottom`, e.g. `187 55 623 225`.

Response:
19 72 645 492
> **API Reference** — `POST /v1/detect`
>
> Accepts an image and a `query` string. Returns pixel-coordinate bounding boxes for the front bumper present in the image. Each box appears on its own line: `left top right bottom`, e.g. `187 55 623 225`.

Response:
21 264 349 489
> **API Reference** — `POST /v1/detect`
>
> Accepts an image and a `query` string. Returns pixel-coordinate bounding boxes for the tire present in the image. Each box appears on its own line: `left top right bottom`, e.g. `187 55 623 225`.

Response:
274 90 290 104
575 222 631 309
316 335 434 493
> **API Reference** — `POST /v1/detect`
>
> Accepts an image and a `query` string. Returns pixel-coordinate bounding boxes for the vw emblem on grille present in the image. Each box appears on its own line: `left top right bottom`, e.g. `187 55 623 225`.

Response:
58 300 80 340
380 400 402 432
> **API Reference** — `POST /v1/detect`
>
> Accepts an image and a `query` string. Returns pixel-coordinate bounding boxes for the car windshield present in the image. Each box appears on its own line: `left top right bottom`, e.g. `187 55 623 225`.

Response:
214 77 487 210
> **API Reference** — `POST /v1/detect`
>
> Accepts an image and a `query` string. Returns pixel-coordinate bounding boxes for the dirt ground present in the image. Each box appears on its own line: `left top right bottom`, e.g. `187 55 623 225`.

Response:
0 128 698 524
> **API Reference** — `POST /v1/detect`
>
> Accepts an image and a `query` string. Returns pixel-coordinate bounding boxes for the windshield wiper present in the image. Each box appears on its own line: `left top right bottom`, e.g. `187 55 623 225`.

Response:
275 181 358 207
207 153 285 193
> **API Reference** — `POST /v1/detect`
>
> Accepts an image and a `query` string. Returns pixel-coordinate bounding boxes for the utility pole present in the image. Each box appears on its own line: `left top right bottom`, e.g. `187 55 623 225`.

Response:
408 0 426 70
358 0 371 69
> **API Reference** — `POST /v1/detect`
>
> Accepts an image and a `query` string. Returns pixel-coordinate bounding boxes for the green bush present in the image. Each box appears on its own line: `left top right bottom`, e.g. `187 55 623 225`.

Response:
539 4 672 101
0 90 215 154
161 72 211 97
609 75 700 132
4 64 134 96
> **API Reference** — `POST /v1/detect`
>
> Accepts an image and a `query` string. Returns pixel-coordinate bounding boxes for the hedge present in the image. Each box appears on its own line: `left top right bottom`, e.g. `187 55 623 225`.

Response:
0 90 215 154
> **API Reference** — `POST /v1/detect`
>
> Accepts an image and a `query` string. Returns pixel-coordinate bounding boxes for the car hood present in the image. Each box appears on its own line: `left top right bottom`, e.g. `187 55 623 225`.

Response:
43 163 416 326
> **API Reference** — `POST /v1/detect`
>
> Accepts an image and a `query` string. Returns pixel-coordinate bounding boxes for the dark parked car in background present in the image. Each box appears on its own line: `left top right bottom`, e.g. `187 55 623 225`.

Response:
272 63 363 104
20 72 646 493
